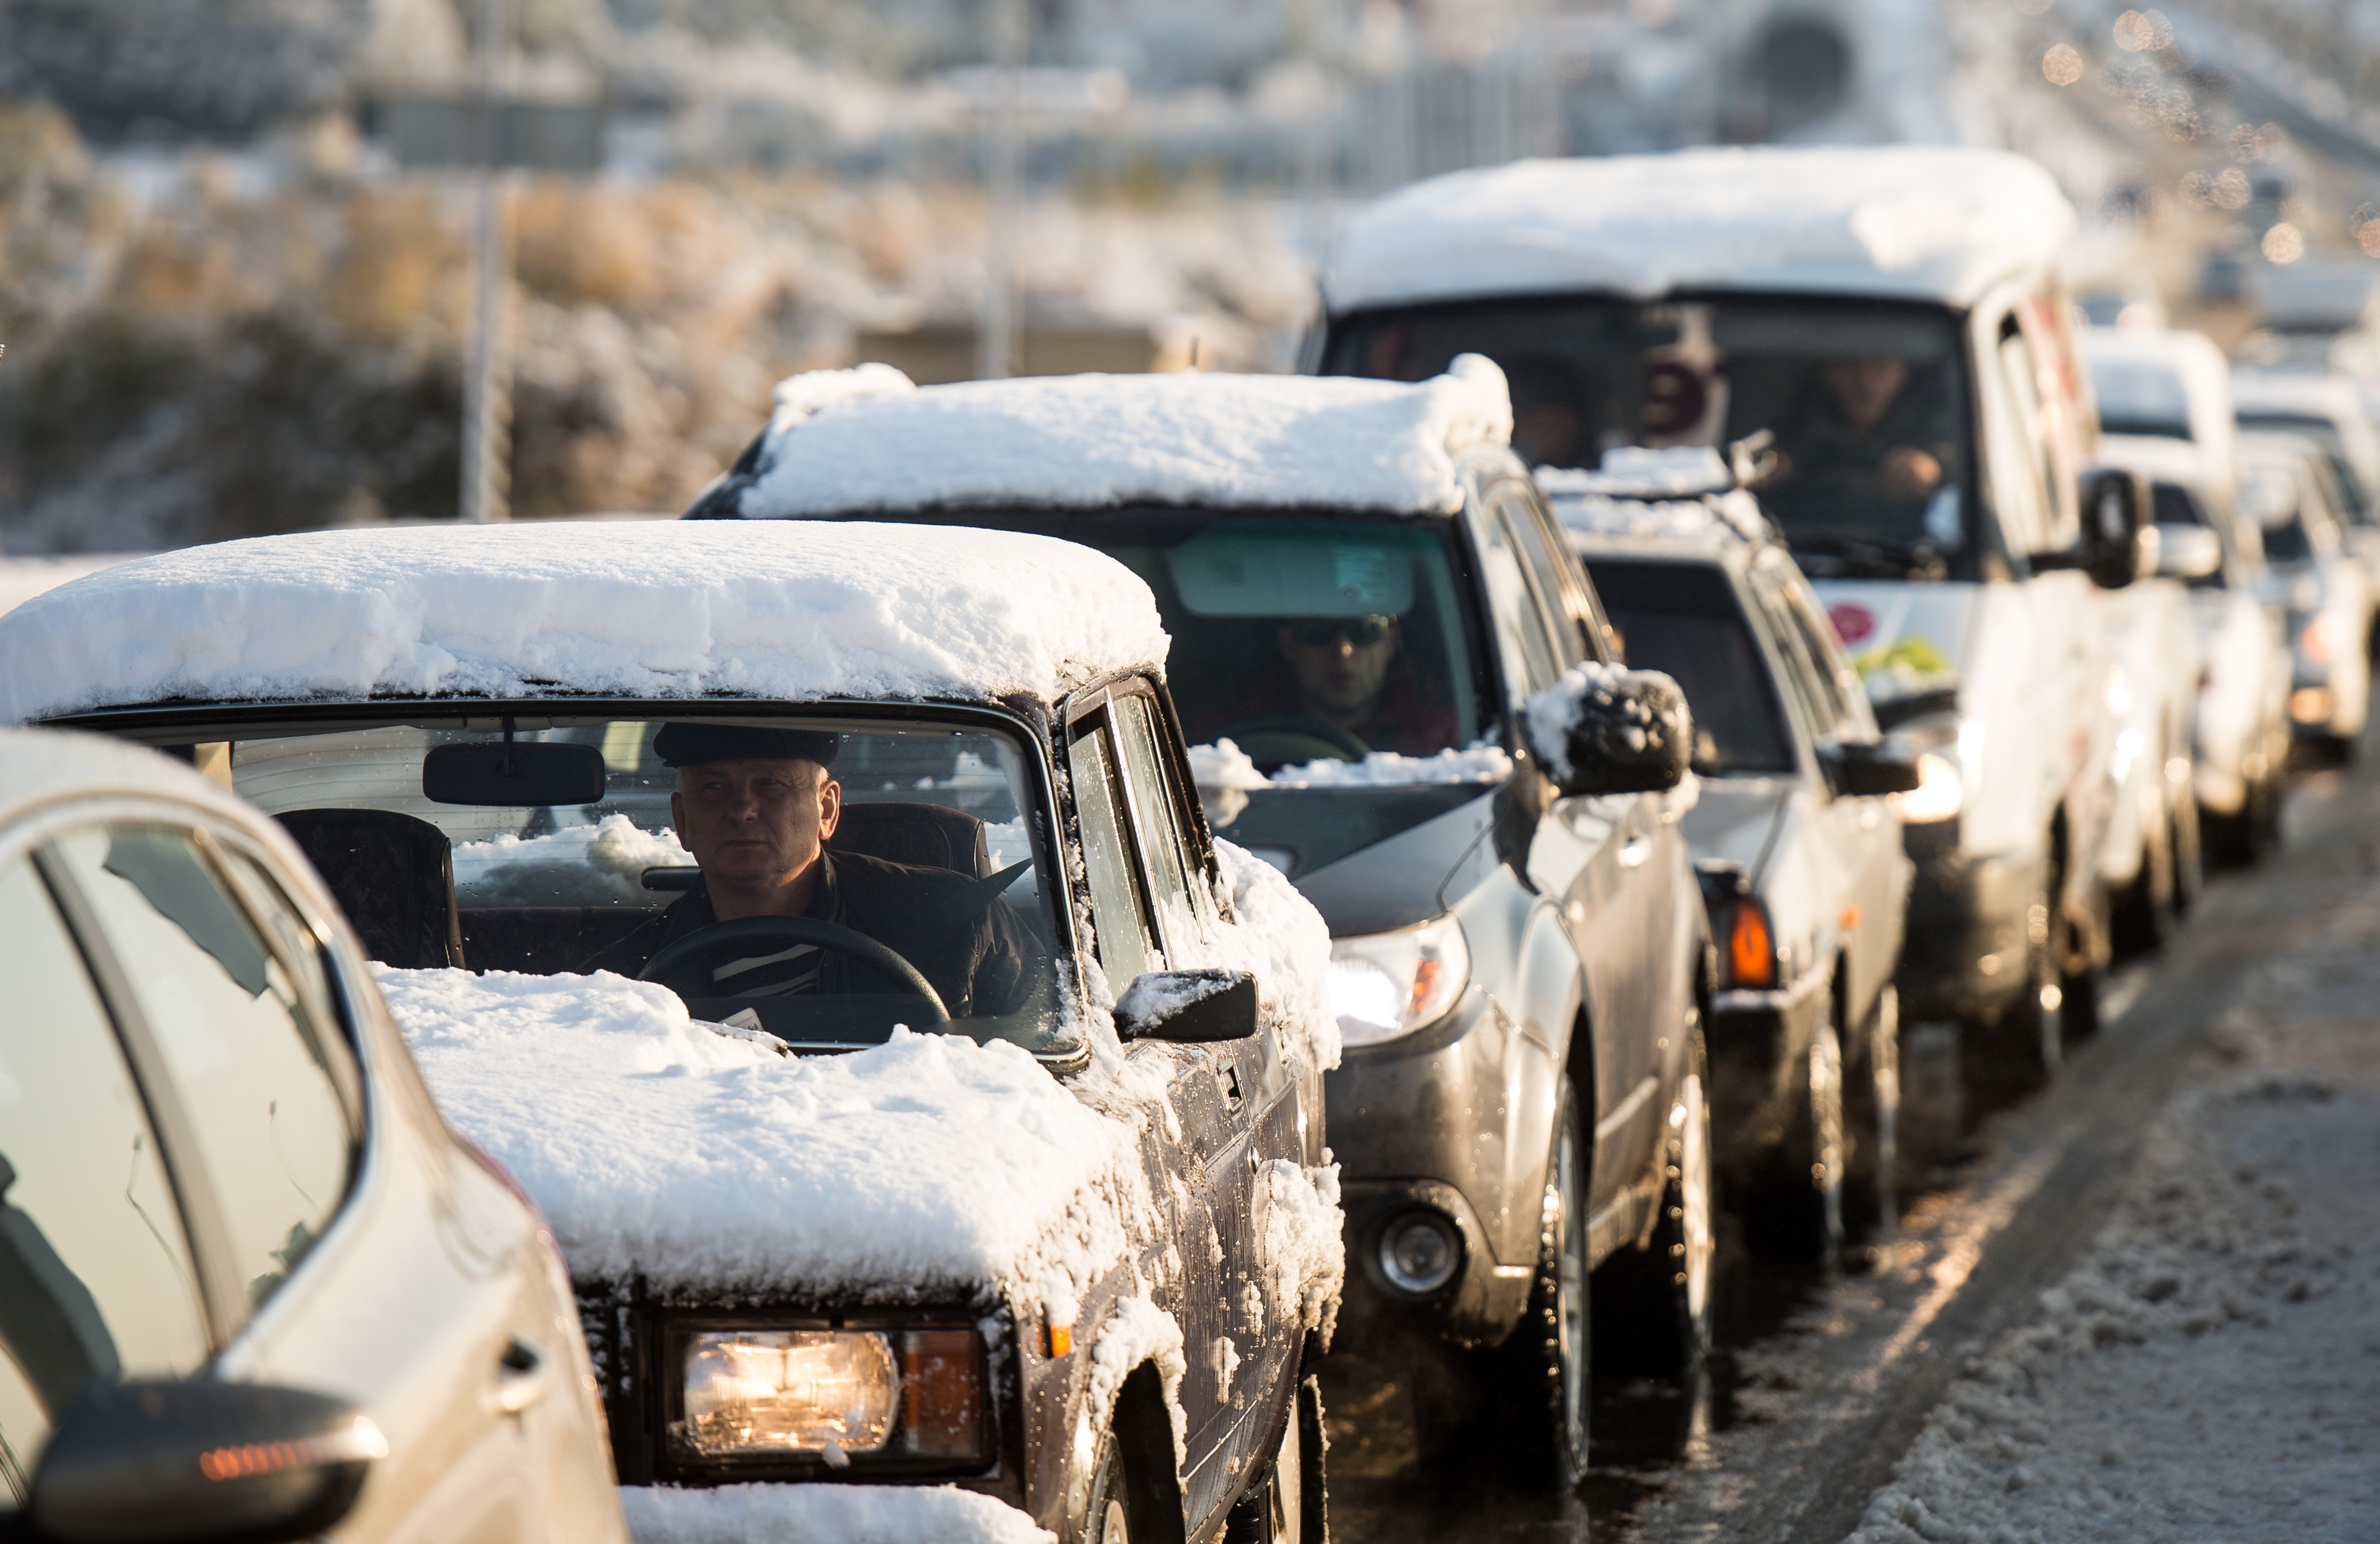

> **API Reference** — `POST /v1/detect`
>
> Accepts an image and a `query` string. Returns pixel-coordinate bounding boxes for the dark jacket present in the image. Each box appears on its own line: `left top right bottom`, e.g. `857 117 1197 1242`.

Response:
584 850 1036 1018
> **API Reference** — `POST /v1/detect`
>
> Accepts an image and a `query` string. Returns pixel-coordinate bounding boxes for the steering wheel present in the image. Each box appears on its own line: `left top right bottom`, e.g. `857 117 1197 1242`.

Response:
637 917 950 1024
1216 715 1372 770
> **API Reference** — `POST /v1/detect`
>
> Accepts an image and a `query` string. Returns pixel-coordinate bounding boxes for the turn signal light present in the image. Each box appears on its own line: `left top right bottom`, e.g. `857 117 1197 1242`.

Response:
1725 898 1778 990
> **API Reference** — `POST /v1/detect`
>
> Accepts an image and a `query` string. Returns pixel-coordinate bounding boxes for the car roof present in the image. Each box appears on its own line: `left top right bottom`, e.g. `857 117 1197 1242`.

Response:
1539 451 1773 567
704 357 1515 522
1320 146 2075 314
0 725 257 832
2230 369 2367 422
2095 431 2218 491
0 520 1170 723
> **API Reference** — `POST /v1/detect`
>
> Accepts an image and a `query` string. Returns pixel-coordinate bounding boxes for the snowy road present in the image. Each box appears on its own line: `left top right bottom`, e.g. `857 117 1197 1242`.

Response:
1324 749 2380 1542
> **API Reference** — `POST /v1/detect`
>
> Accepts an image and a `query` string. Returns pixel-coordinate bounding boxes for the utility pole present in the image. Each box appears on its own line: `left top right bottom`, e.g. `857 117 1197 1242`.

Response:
461 0 513 523
978 0 1026 381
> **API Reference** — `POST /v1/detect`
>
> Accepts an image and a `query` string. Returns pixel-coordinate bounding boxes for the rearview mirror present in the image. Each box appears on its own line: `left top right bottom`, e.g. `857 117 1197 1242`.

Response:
31 1379 384 1544
1820 739 1923 796
422 742 606 806
1115 969 1258 1043
2034 467 2148 589
2154 523 2222 580
1523 666 1692 798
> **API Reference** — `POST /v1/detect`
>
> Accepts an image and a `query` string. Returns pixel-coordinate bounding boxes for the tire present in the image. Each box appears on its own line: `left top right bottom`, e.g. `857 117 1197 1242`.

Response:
2108 798 2176 959
1082 1429 1137 1544
2168 777 2204 918
1742 995 1843 1260
1080 1383 1175 1544
1841 984 1901 1242
1595 1023 1716 1375
2201 798 2258 870
1961 878 2061 1114
1487 1074 1591 1494
1223 1370 1328 1544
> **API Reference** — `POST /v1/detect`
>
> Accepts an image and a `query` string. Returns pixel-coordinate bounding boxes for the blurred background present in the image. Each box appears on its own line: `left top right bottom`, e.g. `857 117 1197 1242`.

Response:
0 0 2375 553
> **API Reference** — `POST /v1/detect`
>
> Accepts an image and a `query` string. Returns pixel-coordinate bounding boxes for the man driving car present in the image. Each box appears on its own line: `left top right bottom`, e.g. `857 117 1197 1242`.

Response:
585 722 1035 1018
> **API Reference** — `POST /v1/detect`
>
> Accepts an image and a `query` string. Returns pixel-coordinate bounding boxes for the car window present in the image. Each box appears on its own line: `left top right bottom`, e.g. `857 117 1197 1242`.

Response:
0 856 214 1508
1995 326 2064 556
1474 500 1566 697
1112 691 1209 947
1587 559 1797 775
1066 714 1160 991
1493 486 1592 666
1773 570 1861 735
50 826 356 1322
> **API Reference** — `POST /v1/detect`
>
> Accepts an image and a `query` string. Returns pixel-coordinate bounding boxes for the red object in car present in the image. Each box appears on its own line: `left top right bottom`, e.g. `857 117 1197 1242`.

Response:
1827 601 1876 647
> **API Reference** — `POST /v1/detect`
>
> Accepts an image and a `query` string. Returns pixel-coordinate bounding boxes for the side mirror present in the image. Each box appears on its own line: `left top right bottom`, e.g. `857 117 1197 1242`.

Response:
31 1380 384 1544
423 741 607 806
2153 523 2223 580
2035 467 2149 589
1115 969 1258 1043
1522 666 1692 798
1820 739 1922 796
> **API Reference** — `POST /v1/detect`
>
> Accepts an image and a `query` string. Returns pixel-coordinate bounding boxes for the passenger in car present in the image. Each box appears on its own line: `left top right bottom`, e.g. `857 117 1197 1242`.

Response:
1771 355 1956 506
582 722 1036 1016
1195 615 1459 759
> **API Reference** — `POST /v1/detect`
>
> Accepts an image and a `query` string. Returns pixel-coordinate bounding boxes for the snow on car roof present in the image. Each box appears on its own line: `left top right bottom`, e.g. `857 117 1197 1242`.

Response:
1321 147 2075 313
0 724 250 828
0 520 1169 722
712 357 1514 520
2229 369 2367 420
1538 448 1772 551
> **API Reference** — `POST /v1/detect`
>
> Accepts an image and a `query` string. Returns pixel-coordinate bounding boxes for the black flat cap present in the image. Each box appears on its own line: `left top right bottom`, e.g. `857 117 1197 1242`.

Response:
652 722 842 770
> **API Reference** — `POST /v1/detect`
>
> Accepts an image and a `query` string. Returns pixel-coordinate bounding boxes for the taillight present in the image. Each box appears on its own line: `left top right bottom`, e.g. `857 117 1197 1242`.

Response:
1725 897 1778 990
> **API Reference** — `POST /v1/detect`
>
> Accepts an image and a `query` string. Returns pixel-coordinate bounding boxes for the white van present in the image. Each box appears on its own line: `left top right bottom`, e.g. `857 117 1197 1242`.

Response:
1314 146 2145 1094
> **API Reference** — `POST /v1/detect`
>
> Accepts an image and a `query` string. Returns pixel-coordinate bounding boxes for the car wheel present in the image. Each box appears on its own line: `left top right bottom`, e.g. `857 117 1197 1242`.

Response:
1594 1021 1715 1375
1489 1074 1591 1494
2109 801 2175 959
1840 984 1901 1242
1745 994 1843 1260
1082 1429 1136 1544
2168 777 2204 917
1223 1370 1328 1544
1962 879 2062 1113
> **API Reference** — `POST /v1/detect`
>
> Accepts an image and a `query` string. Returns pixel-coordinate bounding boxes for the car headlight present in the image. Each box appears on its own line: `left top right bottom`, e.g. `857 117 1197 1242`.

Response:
1888 751 1963 824
677 1327 984 1464
1329 915 1471 1048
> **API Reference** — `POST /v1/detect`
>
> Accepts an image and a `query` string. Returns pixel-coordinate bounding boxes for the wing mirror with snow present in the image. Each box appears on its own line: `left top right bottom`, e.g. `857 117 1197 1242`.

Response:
1522 666 1693 799
1115 968 1258 1043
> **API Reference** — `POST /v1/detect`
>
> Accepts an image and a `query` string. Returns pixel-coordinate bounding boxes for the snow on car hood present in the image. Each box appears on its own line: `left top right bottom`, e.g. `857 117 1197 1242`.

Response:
379 967 1151 1302
0 520 1168 722
715 357 1513 520
1807 579 1975 712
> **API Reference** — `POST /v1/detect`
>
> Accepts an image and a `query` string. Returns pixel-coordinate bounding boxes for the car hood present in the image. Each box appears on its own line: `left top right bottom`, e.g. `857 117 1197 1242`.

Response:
1806 579 1977 716
1292 788 1499 936
1680 777 1792 885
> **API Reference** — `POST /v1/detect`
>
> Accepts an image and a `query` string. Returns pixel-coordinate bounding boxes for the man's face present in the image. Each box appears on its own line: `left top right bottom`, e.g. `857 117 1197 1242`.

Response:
1823 357 1912 434
670 758 841 889
1278 617 1399 721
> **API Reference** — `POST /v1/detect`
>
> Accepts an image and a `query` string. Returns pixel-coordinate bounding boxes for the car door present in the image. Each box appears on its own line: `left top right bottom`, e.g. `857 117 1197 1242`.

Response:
33 816 584 1544
1063 684 1268 1525
1471 481 1666 1220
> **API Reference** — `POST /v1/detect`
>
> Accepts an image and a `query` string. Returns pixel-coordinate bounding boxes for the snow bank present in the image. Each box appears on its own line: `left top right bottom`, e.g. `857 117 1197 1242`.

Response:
720 358 1512 520
1323 148 2075 311
0 520 1169 722
450 815 689 906
620 1482 1052 1544
378 967 1149 1300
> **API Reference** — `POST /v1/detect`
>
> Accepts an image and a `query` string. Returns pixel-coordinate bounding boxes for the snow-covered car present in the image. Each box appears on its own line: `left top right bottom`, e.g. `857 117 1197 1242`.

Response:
2238 431 2373 761
2093 434 2290 870
1548 452 1915 1254
0 727 627 1544
0 522 1346 1544
1314 146 2149 1095
687 360 1716 1492
2232 368 2380 646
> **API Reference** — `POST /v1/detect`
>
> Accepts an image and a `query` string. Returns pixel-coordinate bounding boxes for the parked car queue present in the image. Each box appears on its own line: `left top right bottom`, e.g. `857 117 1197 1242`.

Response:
0 142 2366 1544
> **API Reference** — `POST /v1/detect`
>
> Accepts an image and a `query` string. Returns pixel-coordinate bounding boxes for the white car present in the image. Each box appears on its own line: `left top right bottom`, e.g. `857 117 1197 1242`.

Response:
2240 430 2373 759
2232 369 2380 651
1314 146 2144 1100
2092 435 2292 869
1 520 1344 1544
0 728 627 1544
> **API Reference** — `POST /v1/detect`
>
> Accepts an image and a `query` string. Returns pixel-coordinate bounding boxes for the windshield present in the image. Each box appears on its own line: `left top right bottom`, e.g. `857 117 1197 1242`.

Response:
138 710 1068 1054
1327 296 1975 581
822 507 1501 880
1582 557 1796 775
2088 356 2193 441
2239 415 2370 522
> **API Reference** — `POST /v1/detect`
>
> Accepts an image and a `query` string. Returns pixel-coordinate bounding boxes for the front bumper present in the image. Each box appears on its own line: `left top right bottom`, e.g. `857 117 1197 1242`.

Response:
1894 821 2043 1024
1323 988 1539 1349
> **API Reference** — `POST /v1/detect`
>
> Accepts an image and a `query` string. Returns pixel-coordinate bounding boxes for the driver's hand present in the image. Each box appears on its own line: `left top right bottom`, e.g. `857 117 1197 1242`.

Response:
1879 446 1943 498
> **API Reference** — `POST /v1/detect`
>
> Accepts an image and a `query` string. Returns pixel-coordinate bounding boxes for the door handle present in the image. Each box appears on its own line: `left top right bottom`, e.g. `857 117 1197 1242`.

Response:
495 1336 546 1415
1619 835 1651 869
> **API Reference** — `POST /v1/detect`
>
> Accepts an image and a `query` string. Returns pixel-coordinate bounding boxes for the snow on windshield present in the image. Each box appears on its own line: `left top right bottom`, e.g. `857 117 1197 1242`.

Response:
719 356 1512 520
0 519 1167 722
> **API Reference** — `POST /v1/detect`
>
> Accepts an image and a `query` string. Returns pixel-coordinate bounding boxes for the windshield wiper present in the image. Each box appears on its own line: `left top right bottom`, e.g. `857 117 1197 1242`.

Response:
1786 534 1949 582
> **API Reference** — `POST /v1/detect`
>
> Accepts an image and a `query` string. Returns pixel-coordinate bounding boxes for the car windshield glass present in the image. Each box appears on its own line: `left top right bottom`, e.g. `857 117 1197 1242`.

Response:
1584 558 1796 774
2088 357 2193 440
833 507 1499 880
1326 295 1974 580
143 711 1067 1055
2238 415 2365 518
2260 514 2315 563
